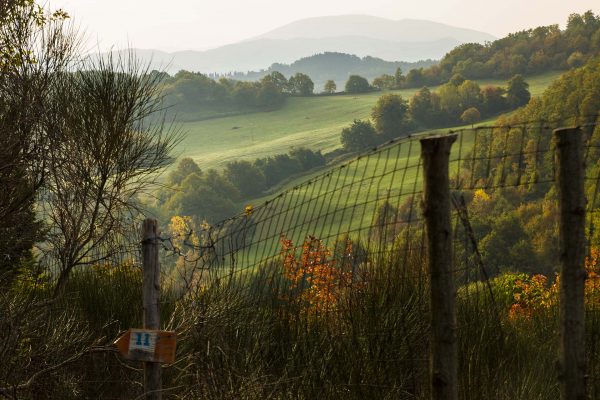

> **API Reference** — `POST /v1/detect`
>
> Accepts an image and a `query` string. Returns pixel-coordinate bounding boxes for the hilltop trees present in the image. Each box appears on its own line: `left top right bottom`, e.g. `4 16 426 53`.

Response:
261 71 288 92
507 56 600 123
394 11 600 88
228 53 434 90
345 75 371 93
288 72 314 96
338 71 533 149
408 75 525 126
339 70 533 143
162 70 288 114
323 80 337 94
372 74 396 90
257 80 285 106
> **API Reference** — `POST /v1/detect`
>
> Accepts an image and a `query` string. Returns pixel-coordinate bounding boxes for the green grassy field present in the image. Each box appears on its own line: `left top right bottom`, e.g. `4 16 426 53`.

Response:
211 127 484 272
174 71 562 171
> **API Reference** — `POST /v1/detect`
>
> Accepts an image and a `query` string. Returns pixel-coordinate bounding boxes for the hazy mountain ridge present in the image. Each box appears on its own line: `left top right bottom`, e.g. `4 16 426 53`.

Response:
107 15 495 74
255 15 496 43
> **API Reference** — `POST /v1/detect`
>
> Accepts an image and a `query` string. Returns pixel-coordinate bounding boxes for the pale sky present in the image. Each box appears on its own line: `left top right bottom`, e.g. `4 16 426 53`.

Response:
55 0 599 52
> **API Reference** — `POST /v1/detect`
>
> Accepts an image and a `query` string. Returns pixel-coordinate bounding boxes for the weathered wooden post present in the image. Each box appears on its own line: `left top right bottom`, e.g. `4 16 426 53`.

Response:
420 135 458 400
555 127 587 400
142 219 162 400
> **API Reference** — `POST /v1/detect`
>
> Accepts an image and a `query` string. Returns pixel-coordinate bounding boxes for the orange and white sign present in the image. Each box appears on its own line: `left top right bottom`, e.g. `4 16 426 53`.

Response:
114 329 177 364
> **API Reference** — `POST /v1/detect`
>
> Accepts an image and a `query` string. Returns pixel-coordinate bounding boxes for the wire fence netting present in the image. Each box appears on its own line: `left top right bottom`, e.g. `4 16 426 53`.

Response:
15 118 600 399
112 118 598 398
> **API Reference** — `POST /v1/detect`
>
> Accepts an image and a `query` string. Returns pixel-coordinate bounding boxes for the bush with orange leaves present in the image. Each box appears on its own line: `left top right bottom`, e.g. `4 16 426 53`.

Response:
585 247 600 310
279 235 355 314
497 247 600 320
505 273 557 319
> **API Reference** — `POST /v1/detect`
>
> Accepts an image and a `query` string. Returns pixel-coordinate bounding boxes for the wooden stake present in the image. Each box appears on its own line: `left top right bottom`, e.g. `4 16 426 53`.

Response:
555 127 587 400
142 219 162 400
421 135 458 400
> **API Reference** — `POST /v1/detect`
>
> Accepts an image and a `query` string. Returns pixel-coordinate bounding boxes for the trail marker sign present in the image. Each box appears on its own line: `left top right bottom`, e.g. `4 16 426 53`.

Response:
114 329 177 364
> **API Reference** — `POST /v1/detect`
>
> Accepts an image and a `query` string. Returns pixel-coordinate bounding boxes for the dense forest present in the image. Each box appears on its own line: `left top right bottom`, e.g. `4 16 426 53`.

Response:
389 11 600 88
452 56 600 276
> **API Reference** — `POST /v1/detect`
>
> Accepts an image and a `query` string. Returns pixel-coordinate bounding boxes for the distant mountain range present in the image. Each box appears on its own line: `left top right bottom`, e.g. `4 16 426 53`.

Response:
102 15 496 74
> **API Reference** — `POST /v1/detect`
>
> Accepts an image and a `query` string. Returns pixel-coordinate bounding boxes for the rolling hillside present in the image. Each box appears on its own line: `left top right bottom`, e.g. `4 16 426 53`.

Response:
173 71 561 171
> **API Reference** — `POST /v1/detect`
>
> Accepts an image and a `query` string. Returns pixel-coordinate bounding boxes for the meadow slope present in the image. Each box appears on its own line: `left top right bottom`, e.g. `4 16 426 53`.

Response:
175 71 561 170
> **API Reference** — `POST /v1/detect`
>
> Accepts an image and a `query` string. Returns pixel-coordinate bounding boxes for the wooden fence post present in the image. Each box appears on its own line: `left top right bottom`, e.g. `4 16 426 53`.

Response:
420 135 458 400
555 127 587 400
142 219 162 400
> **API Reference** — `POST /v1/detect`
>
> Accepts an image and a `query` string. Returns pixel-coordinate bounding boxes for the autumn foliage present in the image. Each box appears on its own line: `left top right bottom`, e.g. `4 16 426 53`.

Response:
500 247 600 320
279 235 355 314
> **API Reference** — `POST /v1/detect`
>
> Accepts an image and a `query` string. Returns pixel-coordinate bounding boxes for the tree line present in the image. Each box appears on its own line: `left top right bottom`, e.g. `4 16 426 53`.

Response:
340 73 531 152
227 52 435 87
370 11 600 89
156 148 326 223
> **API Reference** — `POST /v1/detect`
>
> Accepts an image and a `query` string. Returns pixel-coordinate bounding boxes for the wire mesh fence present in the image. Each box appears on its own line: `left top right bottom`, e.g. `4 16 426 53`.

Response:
5 117 599 399
154 118 600 399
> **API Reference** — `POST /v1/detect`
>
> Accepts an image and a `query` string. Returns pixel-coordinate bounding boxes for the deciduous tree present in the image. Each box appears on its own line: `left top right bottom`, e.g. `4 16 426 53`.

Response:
409 87 445 127
0 0 73 280
461 107 481 126
372 74 396 90
224 160 267 197
42 52 181 296
506 74 531 108
288 72 314 96
323 79 337 94
340 119 378 152
345 75 370 93
370 94 411 139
